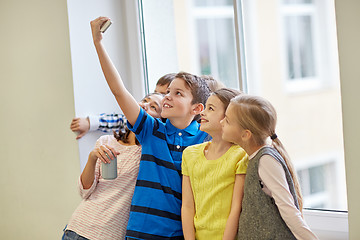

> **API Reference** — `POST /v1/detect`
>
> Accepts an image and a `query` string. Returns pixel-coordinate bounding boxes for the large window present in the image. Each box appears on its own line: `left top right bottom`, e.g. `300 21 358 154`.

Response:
138 0 347 216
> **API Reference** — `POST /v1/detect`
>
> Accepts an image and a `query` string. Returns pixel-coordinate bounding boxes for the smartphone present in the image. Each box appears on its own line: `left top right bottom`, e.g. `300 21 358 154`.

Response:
100 20 112 33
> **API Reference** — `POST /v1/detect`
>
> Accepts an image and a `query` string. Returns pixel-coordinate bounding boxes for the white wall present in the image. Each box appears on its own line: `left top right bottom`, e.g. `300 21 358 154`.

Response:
67 0 145 170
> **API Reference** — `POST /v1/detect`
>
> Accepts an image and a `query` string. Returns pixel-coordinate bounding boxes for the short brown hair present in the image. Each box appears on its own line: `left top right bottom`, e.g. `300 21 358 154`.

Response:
156 73 176 86
175 72 211 106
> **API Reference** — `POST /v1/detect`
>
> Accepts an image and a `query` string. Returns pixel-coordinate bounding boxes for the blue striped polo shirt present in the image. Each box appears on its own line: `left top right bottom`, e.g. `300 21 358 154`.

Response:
126 108 209 240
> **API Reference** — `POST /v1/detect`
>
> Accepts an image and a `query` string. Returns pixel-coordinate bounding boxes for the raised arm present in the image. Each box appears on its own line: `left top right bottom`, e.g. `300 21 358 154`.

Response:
90 17 140 126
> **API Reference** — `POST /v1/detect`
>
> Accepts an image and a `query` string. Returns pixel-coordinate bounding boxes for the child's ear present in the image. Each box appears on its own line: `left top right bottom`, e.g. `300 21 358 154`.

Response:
191 103 204 116
242 129 252 141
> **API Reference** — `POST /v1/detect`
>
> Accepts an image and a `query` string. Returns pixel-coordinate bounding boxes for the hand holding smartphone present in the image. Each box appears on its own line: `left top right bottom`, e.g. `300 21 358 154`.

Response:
100 20 112 33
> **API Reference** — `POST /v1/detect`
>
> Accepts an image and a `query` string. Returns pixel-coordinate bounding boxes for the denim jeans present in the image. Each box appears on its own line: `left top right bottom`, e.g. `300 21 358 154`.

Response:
62 229 89 240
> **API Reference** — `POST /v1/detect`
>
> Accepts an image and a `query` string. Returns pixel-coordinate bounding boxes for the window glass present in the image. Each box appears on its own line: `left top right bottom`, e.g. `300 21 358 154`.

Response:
196 18 238 88
285 15 315 80
140 0 238 91
309 165 326 194
139 0 347 211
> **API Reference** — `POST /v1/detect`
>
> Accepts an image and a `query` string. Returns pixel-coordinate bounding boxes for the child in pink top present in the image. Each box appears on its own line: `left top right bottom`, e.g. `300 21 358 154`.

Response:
63 93 163 240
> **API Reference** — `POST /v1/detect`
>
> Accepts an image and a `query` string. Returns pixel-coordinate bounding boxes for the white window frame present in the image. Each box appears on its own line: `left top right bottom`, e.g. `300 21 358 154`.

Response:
303 209 348 239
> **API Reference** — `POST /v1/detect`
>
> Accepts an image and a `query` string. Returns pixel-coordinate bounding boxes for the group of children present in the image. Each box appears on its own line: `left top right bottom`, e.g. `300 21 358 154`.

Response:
63 16 318 240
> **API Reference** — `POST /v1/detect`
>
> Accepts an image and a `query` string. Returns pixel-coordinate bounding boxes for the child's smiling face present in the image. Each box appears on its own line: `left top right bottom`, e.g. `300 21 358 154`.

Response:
161 78 195 120
200 95 226 135
139 94 163 118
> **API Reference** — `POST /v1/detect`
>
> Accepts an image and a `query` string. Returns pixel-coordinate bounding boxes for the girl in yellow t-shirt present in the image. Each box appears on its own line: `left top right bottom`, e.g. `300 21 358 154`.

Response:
182 88 249 240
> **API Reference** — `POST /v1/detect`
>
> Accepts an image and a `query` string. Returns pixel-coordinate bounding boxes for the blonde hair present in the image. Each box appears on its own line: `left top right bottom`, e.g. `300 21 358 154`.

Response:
231 94 303 211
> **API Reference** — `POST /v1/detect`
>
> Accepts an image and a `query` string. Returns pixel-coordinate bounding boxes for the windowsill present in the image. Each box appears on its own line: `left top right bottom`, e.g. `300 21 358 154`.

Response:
303 209 348 239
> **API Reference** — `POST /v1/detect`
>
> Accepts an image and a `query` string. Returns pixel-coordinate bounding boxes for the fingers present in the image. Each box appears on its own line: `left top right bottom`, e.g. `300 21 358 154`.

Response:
71 117 90 139
101 145 117 159
104 144 120 158
96 144 119 164
76 132 86 140
70 118 80 131
90 17 111 31
97 148 111 164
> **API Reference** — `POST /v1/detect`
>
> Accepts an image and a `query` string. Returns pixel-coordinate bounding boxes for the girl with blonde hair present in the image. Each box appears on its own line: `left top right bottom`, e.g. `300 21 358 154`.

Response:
221 94 318 240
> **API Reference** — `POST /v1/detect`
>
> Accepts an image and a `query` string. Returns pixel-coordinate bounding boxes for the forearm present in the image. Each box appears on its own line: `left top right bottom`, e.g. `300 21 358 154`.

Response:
223 207 240 240
94 42 128 97
223 174 245 240
182 175 196 240
181 206 196 240
80 156 97 189
93 40 140 125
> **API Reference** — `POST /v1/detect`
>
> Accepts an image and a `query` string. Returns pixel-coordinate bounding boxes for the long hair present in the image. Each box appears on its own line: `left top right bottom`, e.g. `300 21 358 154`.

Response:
231 94 303 211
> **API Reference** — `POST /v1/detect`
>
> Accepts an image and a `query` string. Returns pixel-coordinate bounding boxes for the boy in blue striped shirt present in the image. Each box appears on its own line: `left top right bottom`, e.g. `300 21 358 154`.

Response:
91 17 211 239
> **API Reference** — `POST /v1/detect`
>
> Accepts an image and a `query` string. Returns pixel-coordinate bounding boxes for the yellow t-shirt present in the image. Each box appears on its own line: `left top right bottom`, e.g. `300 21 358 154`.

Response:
182 142 249 240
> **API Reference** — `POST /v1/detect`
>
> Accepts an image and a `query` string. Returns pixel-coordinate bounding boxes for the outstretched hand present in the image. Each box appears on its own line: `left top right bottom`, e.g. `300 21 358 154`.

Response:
70 117 90 140
90 16 110 44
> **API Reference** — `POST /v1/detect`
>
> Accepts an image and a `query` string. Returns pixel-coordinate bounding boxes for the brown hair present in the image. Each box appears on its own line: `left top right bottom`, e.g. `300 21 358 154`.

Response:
113 125 140 146
201 75 226 92
212 88 242 109
175 71 211 121
231 94 303 211
156 73 176 87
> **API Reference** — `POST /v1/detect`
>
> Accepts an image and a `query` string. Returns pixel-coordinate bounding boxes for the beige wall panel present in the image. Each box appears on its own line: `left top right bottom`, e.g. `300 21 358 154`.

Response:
0 0 80 239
